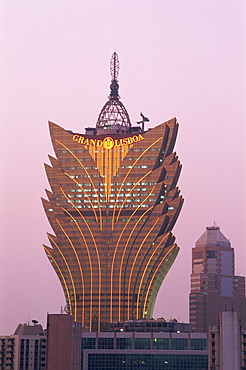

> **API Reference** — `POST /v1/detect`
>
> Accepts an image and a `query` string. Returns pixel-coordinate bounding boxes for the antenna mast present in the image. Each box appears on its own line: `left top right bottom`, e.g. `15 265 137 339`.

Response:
109 52 120 100
110 52 119 81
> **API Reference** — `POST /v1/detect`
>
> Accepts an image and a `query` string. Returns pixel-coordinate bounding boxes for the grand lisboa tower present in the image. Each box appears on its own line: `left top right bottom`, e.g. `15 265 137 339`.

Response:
42 53 183 331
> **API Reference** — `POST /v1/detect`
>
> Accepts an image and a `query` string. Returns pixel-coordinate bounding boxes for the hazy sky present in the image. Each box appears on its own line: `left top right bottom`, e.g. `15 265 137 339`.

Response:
1 0 245 335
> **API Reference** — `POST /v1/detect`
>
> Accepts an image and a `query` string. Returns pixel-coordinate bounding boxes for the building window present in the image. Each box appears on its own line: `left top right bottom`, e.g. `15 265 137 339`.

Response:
135 338 150 350
172 338 188 350
116 338 132 349
206 251 216 258
191 338 206 350
153 338 169 350
98 338 114 349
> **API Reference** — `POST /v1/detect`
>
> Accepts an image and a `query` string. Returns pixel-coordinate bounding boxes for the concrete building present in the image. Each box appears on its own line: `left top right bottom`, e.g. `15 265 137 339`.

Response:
0 323 46 370
46 314 83 370
81 331 208 370
189 225 246 332
42 52 183 331
208 311 246 370
45 314 207 370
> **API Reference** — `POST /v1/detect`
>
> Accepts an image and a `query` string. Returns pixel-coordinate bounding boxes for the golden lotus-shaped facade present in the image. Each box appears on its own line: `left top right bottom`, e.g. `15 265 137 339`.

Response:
43 118 183 331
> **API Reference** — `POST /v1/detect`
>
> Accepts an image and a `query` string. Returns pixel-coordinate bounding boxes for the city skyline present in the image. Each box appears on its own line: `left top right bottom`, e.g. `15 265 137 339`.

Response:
1 0 246 335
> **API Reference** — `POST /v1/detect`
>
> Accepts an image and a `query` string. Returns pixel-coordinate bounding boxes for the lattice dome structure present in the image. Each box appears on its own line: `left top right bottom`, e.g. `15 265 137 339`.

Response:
96 52 131 135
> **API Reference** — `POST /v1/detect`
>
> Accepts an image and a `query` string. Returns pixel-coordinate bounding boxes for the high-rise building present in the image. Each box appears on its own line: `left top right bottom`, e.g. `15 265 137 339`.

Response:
189 225 246 332
42 53 183 331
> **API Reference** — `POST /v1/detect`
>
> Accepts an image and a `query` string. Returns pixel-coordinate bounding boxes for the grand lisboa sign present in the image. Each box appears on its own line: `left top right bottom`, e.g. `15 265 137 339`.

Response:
72 133 144 150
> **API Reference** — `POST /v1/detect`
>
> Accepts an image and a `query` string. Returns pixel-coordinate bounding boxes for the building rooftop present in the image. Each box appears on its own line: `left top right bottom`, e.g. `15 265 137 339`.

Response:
195 226 231 248
111 318 192 332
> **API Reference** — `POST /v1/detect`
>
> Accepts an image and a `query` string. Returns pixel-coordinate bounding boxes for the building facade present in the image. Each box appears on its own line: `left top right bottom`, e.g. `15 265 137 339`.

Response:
45 314 207 370
42 53 183 331
46 314 82 370
189 225 246 332
208 311 246 370
0 323 46 370
80 331 208 370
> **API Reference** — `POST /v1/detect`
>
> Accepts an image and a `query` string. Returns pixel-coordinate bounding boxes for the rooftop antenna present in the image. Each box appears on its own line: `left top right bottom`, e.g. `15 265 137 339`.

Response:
110 51 119 81
109 52 120 100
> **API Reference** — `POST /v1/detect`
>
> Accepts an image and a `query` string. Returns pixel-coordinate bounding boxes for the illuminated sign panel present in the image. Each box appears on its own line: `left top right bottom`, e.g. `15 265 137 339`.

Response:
72 134 144 150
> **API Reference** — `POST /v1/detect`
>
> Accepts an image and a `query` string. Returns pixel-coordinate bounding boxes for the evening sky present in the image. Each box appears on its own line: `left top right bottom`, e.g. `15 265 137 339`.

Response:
0 0 245 334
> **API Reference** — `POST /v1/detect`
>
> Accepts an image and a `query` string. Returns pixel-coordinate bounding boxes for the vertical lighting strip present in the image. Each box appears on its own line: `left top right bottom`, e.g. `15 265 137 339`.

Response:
108 148 112 198
60 188 102 330
116 145 121 175
136 233 170 318
59 207 92 326
64 207 93 330
43 246 72 310
107 149 111 199
112 137 162 230
47 234 77 320
89 145 96 162
105 148 109 199
109 187 155 322
113 146 117 176
127 217 160 320
117 207 153 321
55 140 103 230
142 245 177 317
97 148 103 177
122 144 128 160
55 218 83 324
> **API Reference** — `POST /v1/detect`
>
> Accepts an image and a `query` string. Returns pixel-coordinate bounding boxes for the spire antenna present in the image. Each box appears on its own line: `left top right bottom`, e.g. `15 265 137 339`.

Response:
110 52 119 81
109 52 120 100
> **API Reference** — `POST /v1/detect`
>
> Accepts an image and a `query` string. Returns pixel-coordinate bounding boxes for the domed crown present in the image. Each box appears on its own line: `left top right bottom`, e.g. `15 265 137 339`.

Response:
96 52 131 135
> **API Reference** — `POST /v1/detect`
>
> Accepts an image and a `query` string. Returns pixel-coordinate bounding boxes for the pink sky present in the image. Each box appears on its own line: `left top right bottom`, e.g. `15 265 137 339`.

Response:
1 0 245 335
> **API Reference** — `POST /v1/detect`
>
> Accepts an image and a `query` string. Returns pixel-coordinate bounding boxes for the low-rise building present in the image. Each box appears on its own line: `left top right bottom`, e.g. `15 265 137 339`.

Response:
45 314 207 370
81 331 208 370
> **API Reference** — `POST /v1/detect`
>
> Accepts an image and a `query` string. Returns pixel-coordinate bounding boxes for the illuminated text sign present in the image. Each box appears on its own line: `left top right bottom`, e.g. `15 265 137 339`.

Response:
72 134 144 150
